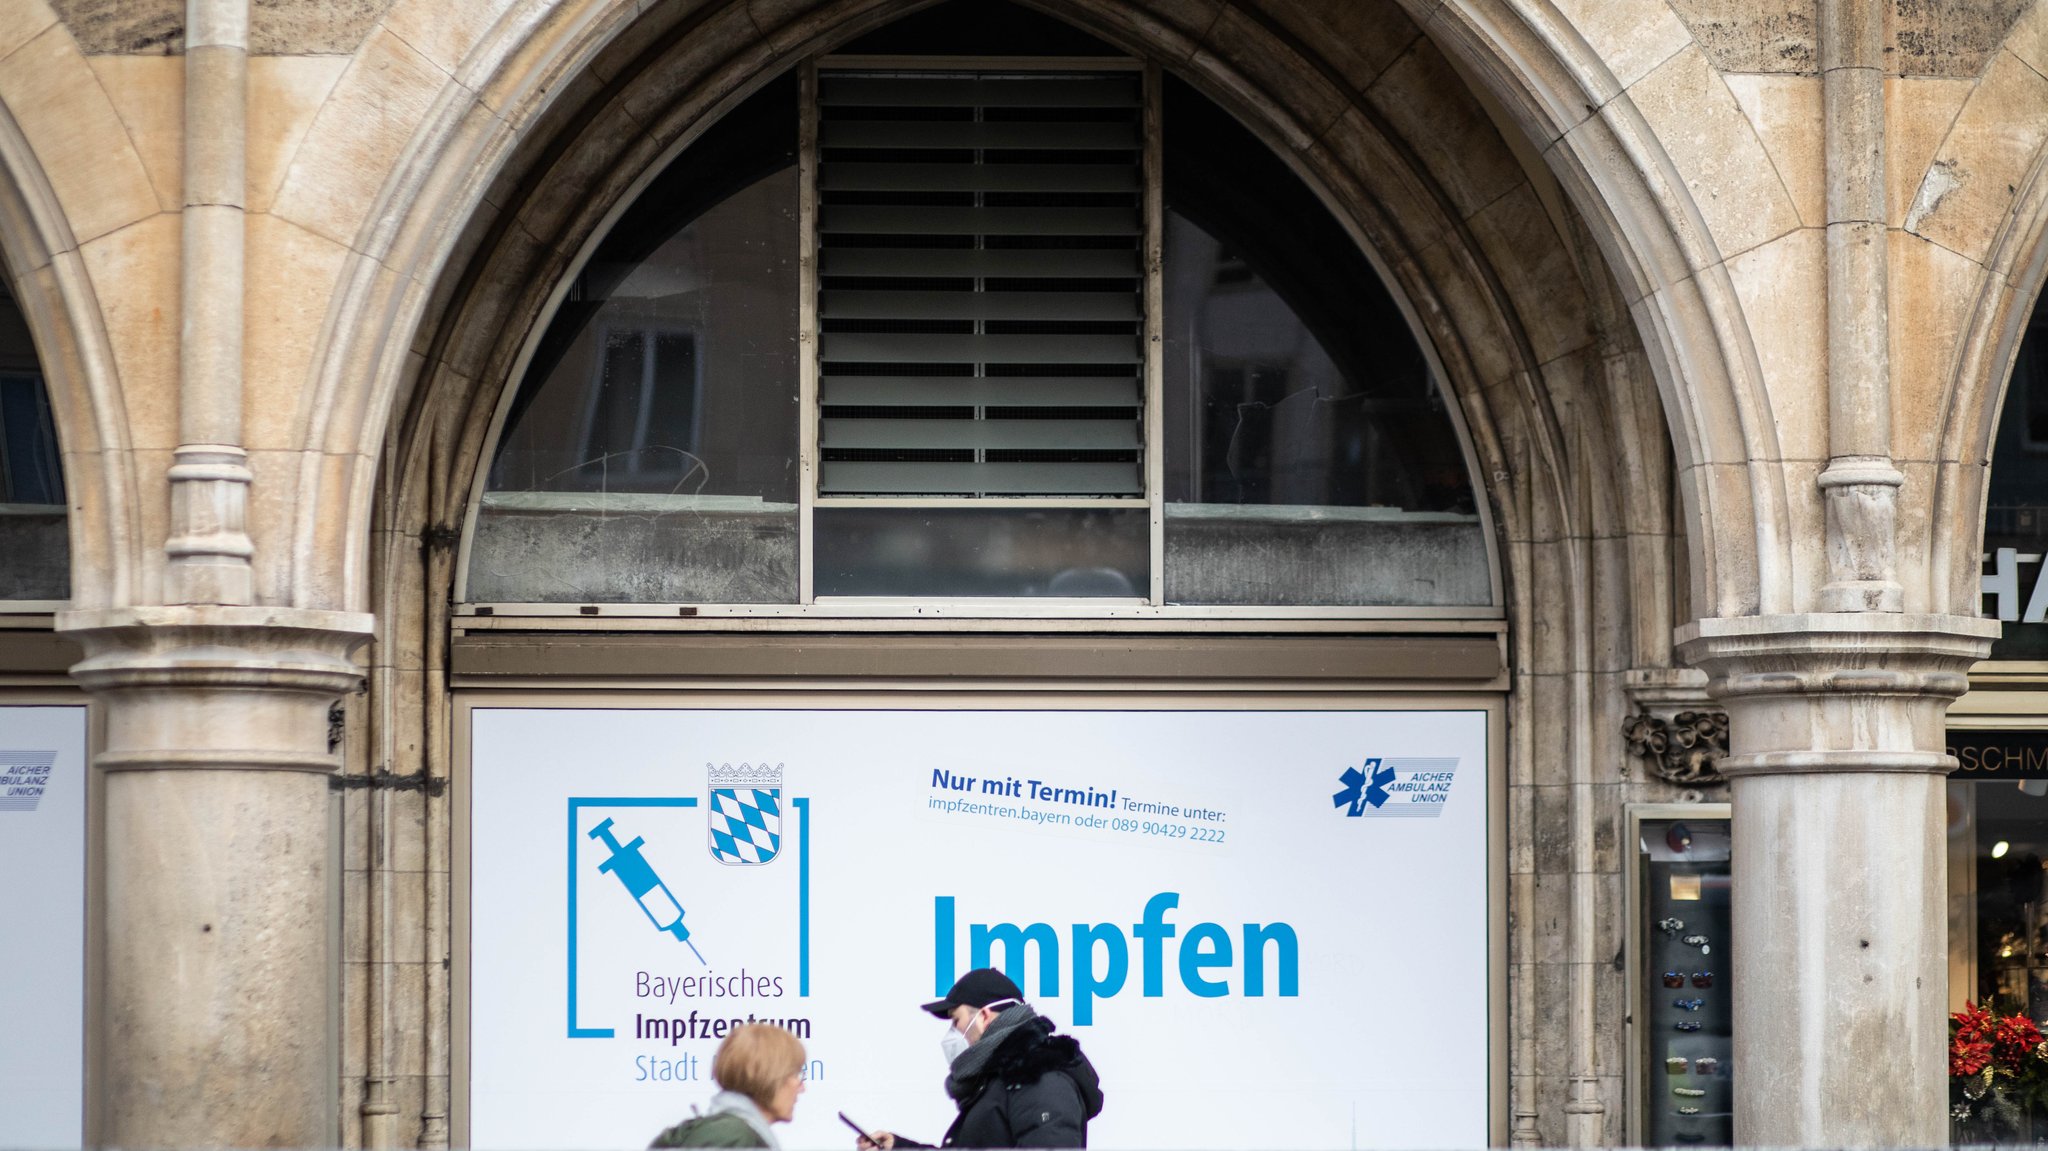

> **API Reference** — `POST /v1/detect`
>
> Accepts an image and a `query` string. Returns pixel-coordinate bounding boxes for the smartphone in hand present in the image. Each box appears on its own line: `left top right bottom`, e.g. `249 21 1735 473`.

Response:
839 1112 880 1147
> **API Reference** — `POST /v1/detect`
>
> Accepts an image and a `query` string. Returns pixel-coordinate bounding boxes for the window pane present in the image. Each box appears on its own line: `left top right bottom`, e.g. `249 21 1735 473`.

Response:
1161 78 1488 607
1956 778 2048 1016
1983 294 2048 656
470 77 799 604
814 506 1145 597
0 272 67 601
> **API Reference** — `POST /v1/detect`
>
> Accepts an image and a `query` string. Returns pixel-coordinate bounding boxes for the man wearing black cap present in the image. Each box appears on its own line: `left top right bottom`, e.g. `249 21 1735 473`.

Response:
860 969 1103 1149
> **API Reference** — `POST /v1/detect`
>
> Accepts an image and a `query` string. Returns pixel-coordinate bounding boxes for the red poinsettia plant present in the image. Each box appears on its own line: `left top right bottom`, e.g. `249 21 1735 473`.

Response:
1951 1002 2048 1139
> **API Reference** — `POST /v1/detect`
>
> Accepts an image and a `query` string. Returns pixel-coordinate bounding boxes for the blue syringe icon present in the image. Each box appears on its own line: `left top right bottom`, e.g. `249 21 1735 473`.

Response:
588 817 705 964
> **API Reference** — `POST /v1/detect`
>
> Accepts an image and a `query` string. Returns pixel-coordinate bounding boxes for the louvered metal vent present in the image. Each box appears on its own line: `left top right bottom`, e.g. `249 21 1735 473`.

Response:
816 71 1145 497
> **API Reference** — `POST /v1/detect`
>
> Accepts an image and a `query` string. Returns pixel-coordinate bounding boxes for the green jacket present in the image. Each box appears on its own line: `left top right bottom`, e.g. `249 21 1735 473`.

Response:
649 1112 769 1149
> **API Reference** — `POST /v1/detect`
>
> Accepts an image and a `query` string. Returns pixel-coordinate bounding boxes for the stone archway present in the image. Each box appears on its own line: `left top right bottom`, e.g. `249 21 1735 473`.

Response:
1410 3 1802 620
348 3 1687 1147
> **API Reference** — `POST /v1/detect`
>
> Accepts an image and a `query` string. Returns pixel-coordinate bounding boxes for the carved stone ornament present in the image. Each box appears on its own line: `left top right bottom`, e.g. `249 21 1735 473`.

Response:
1623 710 1729 786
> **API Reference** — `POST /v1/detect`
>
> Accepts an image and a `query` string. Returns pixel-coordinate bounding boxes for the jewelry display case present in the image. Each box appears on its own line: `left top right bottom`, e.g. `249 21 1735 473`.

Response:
1627 804 1732 1146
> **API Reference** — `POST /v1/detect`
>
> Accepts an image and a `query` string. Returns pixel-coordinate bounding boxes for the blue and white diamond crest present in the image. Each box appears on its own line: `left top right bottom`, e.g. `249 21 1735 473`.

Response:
707 761 782 865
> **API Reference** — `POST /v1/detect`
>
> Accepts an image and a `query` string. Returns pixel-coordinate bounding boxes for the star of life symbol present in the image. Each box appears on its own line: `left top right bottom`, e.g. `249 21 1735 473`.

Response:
1334 756 1459 819
708 762 783 865
1334 759 1396 815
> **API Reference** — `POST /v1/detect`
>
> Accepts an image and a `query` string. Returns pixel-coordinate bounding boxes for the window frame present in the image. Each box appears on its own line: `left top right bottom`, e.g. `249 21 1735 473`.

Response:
455 54 1504 626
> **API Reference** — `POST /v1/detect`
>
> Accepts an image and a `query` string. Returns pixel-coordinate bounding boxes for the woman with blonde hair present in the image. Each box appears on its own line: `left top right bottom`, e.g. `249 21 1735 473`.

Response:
649 1023 808 1149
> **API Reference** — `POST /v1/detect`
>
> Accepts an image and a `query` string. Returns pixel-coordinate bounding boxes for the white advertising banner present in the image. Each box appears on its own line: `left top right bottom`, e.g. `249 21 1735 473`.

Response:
470 707 1489 1150
0 704 88 1150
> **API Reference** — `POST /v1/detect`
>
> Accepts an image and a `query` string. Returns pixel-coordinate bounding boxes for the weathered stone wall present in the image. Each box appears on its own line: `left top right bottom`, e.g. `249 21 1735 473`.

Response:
1661 0 2028 75
48 0 392 55
362 3 1687 1144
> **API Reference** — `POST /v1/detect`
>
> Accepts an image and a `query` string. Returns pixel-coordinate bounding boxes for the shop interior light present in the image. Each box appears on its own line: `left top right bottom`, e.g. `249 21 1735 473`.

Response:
1994 840 2012 859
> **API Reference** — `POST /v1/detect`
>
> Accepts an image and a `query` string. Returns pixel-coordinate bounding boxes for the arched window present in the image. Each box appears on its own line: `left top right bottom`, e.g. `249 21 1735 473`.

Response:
461 3 1491 613
471 74 801 604
0 271 67 602
1160 76 1483 606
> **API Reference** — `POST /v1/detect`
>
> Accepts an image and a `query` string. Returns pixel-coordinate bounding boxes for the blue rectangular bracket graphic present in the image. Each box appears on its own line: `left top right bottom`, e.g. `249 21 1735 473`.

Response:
794 796 810 997
566 794 810 1034
567 797 696 1039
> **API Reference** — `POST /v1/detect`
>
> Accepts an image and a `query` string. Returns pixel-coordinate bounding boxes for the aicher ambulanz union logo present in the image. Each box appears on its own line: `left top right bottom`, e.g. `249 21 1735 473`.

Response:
1333 756 1460 819
0 750 57 812
708 762 783 865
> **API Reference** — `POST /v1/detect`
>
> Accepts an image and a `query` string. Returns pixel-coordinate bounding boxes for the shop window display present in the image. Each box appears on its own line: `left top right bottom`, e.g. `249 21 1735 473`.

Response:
1631 812 1732 1146
1947 732 2048 1141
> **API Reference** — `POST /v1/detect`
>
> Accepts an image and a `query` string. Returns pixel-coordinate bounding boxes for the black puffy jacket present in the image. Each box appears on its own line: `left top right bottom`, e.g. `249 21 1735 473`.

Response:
922 1016 1104 1149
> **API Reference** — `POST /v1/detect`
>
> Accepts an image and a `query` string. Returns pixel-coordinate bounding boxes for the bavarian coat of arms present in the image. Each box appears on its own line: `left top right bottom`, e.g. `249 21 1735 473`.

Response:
707 762 782 865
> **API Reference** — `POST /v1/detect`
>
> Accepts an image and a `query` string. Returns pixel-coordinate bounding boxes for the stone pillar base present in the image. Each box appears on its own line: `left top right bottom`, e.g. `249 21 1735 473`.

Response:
60 606 372 1149
1677 612 1998 1148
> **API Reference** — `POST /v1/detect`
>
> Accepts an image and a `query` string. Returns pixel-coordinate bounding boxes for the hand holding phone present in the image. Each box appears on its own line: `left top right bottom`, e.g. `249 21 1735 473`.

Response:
840 1112 894 1150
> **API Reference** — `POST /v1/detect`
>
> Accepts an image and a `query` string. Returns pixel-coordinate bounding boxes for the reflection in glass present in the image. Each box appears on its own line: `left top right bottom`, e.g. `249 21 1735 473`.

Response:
470 77 800 603
1160 77 1486 606
0 273 67 600
1957 778 2048 1017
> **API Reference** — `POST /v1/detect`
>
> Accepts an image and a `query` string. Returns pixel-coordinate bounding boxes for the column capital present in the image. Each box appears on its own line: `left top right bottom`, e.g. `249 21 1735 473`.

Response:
1674 612 1998 777
57 605 373 775
58 605 372 694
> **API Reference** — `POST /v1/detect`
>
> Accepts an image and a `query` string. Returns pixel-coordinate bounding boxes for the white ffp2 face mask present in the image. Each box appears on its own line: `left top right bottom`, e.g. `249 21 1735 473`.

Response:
939 1027 970 1066
940 999 1018 1066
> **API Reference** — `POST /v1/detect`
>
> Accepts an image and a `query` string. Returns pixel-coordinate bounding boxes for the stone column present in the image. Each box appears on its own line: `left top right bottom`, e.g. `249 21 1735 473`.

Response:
1678 613 1997 1147
61 606 372 1148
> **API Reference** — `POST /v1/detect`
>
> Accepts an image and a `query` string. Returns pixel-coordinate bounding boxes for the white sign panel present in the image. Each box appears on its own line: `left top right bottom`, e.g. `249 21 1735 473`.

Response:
0 705 88 1150
470 708 1488 1150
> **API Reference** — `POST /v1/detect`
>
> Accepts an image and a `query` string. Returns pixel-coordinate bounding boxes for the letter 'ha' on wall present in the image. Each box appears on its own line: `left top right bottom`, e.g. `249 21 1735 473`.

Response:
468 707 1489 1151
0 705 87 1150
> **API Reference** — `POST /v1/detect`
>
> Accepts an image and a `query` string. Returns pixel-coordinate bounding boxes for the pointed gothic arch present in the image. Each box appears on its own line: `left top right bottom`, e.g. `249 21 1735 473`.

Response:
326 5 1699 1145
